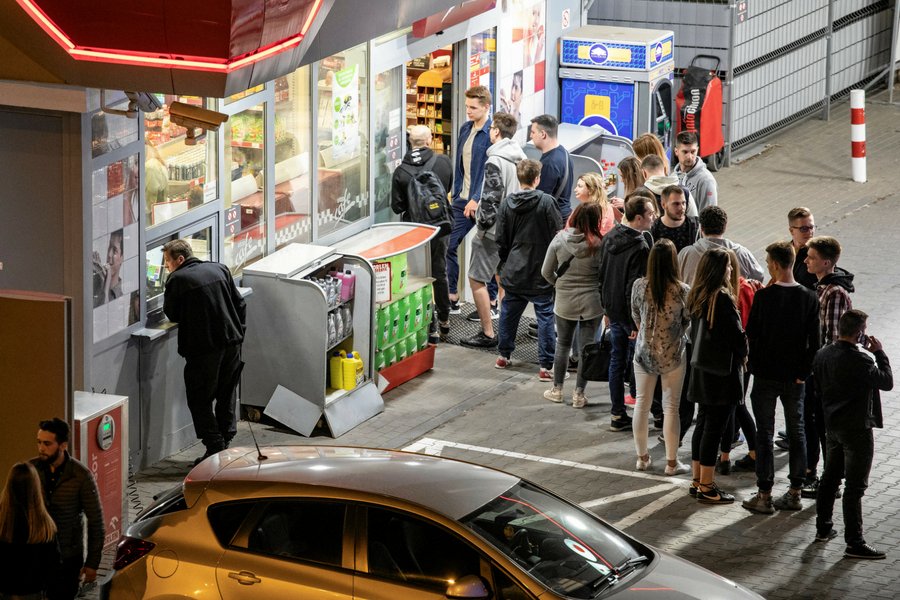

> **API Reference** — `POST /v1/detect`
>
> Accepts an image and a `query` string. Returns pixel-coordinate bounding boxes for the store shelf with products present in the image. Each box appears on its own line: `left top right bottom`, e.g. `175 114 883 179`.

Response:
242 243 383 437
407 70 452 154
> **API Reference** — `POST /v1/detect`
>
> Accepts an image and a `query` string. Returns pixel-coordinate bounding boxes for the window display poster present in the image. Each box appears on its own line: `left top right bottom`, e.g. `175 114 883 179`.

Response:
373 261 392 303
497 0 546 132
331 64 361 162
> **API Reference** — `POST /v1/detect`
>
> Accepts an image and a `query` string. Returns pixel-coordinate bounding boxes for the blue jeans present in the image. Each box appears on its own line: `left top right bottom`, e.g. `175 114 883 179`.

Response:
498 291 555 368
608 320 636 416
446 199 497 299
750 377 807 491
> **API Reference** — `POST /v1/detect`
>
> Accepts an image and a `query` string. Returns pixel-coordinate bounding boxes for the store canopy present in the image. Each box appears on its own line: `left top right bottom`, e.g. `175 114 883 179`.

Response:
0 0 462 98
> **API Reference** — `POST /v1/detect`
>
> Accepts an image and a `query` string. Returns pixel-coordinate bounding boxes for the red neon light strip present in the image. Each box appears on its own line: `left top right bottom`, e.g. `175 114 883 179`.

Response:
16 0 321 73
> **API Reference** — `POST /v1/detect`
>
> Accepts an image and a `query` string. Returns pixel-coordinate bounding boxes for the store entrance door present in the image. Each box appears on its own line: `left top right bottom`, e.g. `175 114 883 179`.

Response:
406 47 454 155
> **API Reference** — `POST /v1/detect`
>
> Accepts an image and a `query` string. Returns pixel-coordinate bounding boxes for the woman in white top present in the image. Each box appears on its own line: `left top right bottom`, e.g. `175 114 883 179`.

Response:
630 239 691 475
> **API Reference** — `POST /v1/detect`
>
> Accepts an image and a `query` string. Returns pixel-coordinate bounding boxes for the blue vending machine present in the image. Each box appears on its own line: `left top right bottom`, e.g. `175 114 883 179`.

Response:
559 25 675 160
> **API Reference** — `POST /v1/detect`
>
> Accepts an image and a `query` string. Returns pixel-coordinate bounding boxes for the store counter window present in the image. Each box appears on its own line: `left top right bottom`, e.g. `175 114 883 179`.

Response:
145 227 212 320
273 66 313 248
316 43 370 239
91 109 139 158
144 96 218 227
373 65 404 224
224 103 267 273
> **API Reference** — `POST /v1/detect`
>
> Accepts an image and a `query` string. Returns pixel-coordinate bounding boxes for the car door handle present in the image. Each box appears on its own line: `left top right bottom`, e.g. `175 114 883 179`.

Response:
228 570 262 585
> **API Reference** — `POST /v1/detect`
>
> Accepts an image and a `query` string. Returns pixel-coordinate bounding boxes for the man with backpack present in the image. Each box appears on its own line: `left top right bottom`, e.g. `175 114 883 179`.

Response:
391 124 454 339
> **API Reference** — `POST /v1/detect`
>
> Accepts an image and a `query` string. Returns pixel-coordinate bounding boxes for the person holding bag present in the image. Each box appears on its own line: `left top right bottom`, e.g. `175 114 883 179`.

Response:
630 239 691 475
686 248 747 504
541 202 604 407
0 462 61 600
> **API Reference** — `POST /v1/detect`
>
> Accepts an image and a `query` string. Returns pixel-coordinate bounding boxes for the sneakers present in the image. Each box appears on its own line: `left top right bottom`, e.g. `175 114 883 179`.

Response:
772 491 802 511
733 454 756 471
538 368 569 382
609 414 633 432
652 417 664 430
689 479 699 497
844 543 886 560
571 389 587 409
624 394 637 406
774 438 790 451
439 320 451 341
814 529 839 543
742 492 775 515
460 331 498 348
636 455 652 471
495 356 513 369
800 476 819 499
567 356 580 372
543 386 563 403
448 299 461 314
465 303 499 321
715 457 732 476
696 483 735 504
665 461 690 476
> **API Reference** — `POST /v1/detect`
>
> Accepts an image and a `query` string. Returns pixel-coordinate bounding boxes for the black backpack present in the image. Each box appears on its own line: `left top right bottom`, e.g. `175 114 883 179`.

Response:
399 155 452 236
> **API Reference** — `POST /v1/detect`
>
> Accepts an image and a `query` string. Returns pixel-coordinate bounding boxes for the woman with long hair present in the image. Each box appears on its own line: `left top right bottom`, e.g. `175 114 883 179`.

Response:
571 172 615 235
685 248 747 504
608 156 644 219
632 133 669 174
0 462 60 599
541 202 604 407
631 239 691 474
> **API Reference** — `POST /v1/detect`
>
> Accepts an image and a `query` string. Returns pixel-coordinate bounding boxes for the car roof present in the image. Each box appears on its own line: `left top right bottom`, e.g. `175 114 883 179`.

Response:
186 446 520 520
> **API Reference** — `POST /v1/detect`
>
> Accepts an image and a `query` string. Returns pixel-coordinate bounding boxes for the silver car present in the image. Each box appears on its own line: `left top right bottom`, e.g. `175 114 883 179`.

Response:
106 446 762 599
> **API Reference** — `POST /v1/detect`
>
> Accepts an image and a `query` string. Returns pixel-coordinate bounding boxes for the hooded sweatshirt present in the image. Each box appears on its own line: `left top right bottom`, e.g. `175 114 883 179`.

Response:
598 223 651 328
496 189 563 295
675 157 717 212
678 236 765 286
541 228 603 320
476 137 526 239
816 267 855 343
390 146 454 220
641 175 699 218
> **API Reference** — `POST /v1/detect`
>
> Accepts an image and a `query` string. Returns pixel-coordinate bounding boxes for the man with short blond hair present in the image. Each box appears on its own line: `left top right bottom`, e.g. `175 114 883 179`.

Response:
788 207 818 289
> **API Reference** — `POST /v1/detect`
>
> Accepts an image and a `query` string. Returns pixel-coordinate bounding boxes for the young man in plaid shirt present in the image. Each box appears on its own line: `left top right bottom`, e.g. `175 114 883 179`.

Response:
805 236 855 344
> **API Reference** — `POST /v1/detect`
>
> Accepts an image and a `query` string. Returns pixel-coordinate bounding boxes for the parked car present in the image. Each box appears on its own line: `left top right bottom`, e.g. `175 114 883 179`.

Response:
104 446 762 599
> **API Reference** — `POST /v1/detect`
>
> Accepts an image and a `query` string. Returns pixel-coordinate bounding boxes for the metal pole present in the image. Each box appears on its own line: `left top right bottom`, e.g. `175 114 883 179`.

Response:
888 0 900 104
823 0 834 120
850 89 867 183
725 2 736 167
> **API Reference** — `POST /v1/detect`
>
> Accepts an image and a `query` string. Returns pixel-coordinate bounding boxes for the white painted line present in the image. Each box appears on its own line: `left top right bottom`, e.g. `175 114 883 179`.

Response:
580 484 676 508
613 489 685 530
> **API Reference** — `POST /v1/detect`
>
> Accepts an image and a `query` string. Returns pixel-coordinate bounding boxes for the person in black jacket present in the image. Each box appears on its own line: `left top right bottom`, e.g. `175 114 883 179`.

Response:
495 159 563 378
813 309 893 559
32 418 103 600
598 194 656 432
391 125 454 340
163 239 246 465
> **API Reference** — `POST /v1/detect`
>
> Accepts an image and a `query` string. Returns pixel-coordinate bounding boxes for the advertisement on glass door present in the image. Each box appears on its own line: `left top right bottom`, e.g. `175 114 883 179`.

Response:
496 0 546 132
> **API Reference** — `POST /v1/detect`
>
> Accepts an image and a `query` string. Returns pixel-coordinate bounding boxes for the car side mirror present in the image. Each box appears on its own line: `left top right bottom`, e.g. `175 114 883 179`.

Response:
446 574 491 599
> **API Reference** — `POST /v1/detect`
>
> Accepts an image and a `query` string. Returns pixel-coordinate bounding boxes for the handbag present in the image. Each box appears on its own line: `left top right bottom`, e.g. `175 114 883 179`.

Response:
690 315 732 377
554 253 576 279
581 329 612 382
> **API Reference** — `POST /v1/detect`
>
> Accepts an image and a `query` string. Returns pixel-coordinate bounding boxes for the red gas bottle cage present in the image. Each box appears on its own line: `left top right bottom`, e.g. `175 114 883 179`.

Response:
675 54 725 171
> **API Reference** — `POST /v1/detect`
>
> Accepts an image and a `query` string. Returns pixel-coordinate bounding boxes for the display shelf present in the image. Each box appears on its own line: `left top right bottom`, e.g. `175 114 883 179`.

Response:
326 328 354 352
376 277 435 310
231 140 264 149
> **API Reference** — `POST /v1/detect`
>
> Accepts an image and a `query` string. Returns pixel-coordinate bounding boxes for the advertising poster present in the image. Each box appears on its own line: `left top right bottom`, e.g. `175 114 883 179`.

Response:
560 79 636 138
496 0 546 132
331 64 360 162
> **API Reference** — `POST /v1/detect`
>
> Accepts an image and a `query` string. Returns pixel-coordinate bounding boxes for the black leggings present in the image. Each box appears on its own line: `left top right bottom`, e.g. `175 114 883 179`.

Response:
691 404 733 466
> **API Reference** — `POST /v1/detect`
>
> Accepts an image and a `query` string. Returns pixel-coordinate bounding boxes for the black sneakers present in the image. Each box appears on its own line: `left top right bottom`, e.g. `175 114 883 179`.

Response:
460 331 498 348
465 303 499 321
844 543 886 560
715 457 732 476
733 454 756 471
696 483 735 504
814 529 838 543
448 299 461 314
609 414 633 432
800 476 819 498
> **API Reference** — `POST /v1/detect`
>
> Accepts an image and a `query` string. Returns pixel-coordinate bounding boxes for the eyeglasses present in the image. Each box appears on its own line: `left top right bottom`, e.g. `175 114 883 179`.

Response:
790 225 816 233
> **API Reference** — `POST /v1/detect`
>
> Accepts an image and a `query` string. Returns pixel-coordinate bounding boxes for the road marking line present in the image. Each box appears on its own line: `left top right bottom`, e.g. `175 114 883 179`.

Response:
580 484 676 508
613 489 684 530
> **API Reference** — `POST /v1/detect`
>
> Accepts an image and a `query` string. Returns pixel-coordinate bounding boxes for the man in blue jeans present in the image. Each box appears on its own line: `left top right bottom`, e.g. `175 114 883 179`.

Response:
494 159 562 378
742 241 820 515
598 194 656 431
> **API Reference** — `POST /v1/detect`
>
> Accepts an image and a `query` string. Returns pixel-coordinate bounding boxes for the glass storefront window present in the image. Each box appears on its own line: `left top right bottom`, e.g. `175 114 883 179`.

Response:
498 2 545 132
224 103 267 273
469 27 497 102
273 66 313 248
91 109 139 158
144 96 218 227
225 85 265 105
373 66 404 224
316 43 370 239
91 154 141 341
145 226 212 319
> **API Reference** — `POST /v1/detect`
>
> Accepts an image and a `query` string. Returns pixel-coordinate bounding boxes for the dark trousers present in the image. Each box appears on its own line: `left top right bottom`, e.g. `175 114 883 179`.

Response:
804 376 827 474
430 235 451 323
678 351 695 442
446 200 497 299
816 428 874 546
720 403 757 453
184 344 242 452
751 378 807 491
46 555 83 600
691 404 732 466
608 320 637 416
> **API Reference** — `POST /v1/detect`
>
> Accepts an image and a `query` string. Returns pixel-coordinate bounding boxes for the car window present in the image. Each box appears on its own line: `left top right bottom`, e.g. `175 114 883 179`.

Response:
493 566 534 600
366 507 481 592
239 500 346 567
207 501 256 547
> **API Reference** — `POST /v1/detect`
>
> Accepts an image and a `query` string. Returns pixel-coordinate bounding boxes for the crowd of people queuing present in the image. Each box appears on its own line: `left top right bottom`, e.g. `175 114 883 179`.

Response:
392 86 893 561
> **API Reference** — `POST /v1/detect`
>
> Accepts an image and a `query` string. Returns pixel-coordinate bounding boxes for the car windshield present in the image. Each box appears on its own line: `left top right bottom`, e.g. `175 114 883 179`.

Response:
460 482 645 599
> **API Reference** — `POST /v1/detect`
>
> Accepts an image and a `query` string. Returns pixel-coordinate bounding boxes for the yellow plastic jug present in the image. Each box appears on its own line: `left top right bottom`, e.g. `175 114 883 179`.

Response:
329 351 346 390
341 351 365 390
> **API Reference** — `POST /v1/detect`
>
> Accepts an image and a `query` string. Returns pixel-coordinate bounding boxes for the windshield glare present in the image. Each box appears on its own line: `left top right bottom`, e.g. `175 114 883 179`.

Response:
461 482 643 598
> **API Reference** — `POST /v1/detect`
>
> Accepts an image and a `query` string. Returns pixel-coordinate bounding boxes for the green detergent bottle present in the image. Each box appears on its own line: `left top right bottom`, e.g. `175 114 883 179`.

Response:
398 296 411 338
411 288 424 331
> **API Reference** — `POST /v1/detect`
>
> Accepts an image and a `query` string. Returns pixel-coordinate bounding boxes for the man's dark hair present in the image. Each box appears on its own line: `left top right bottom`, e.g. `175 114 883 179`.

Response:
788 206 812 222
838 309 868 338
641 154 666 174
517 159 542 186
492 112 518 139
806 236 841 264
163 239 194 261
624 193 653 221
39 418 69 444
676 130 699 147
530 114 559 138
766 240 795 269
465 85 492 107
699 205 727 235
661 185 684 202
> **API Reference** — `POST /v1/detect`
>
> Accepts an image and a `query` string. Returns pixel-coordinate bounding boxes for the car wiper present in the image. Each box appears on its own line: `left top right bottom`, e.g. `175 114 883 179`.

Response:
587 555 651 597
615 555 650 578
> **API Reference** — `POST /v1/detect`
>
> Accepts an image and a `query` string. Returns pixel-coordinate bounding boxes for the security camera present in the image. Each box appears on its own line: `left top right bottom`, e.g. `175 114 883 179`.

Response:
168 101 229 131
125 91 163 113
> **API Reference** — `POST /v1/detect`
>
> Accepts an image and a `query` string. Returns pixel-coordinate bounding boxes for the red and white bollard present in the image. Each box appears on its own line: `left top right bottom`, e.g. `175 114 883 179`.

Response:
850 89 866 183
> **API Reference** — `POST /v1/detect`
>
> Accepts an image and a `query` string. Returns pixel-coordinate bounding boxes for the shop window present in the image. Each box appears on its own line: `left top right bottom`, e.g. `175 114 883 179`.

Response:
316 43 370 239
225 85 265 105
273 66 313 248
91 110 139 158
224 103 267 273
373 65 404 224
498 3 545 132
145 226 212 321
91 154 141 341
144 96 218 228
406 49 453 155
469 28 497 103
